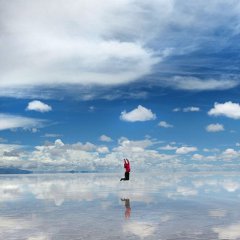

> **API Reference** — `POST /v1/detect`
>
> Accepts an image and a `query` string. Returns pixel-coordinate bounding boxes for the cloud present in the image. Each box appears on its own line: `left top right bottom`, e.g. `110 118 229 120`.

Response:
192 154 204 160
42 133 62 138
169 76 239 91
1 0 240 99
158 121 173 128
0 114 44 131
176 146 197 154
173 107 200 112
120 105 156 122
183 106 200 112
97 146 109 154
208 102 240 119
173 108 181 112
206 123 224 132
0 0 160 95
159 144 177 150
221 148 239 160
99 135 112 142
26 100 52 112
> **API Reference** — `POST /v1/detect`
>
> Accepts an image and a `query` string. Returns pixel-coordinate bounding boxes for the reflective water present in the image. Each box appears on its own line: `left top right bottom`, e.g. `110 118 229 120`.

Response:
1 172 240 239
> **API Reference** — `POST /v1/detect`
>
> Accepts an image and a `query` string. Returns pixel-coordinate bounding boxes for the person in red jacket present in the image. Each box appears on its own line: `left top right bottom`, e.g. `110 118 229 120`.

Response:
120 159 130 181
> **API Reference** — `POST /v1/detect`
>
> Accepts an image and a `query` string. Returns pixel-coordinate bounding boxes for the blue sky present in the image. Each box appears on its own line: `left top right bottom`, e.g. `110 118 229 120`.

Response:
1 0 240 171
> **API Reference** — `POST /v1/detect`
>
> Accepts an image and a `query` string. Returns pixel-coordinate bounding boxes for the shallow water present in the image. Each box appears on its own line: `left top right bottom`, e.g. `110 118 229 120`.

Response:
1 172 240 239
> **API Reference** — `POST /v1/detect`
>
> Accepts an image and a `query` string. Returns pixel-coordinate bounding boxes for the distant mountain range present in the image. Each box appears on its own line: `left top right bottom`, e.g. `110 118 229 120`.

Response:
0 167 32 174
0 168 98 174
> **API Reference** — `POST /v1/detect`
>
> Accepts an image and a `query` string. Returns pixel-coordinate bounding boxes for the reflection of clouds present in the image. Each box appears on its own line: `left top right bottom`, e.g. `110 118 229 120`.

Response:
213 223 240 240
124 221 155 239
0 173 240 239
27 235 50 240
1 173 240 206
222 180 239 192
160 214 174 223
176 186 198 196
209 209 227 218
0 216 50 240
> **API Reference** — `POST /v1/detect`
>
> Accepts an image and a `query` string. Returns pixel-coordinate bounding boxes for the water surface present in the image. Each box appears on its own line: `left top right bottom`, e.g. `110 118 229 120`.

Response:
1 172 240 239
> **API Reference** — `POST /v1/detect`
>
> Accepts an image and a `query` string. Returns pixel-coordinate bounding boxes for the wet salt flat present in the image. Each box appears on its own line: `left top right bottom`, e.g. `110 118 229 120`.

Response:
1 172 240 240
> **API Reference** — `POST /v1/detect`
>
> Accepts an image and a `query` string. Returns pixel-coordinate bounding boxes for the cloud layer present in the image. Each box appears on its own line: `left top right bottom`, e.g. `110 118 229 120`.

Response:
0 114 43 131
1 0 240 98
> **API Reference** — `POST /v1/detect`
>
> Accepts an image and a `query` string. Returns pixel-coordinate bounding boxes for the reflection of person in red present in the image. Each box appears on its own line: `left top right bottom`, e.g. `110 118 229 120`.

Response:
120 159 130 181
121 198 131 219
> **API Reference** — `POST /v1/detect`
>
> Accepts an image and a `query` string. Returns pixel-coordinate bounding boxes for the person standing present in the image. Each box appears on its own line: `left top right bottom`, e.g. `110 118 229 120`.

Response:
120 159 130 181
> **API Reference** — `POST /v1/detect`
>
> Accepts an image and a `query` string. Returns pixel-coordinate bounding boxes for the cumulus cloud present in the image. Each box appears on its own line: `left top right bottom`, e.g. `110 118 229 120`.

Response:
99 135 112 142
221 148 240 160
0 114 44 131
206 123 224 132
26 100 52 112
208 102 240 119
176 146 197 154
158 121 173 128
120 105 156 122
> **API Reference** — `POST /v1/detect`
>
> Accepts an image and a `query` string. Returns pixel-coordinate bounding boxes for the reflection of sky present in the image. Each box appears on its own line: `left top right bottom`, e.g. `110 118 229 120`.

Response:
1 173 240 239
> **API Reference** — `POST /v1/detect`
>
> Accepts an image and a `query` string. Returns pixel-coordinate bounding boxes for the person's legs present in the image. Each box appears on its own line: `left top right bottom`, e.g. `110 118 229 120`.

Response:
120 172 130 181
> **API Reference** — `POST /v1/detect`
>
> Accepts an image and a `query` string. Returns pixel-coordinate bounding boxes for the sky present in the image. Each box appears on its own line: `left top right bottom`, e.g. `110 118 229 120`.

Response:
1 0 240 171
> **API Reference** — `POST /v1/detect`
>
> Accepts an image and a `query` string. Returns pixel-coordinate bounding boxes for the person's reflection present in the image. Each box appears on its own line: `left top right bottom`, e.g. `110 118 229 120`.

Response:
121 198 131 219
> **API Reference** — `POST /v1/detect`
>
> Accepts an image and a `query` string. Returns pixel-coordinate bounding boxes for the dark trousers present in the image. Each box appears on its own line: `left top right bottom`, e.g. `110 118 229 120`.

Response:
121 172 130 181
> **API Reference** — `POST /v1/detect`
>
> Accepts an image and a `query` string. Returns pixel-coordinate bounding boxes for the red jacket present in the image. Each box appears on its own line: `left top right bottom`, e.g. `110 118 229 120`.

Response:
124 159 130 172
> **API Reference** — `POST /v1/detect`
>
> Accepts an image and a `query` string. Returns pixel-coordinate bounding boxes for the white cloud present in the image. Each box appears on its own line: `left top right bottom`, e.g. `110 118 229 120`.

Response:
0 1 240 98
0 0 161 94
158 121 173 128
221 148 239 160
42 133 62 138
176 146 197 154
183 106 200 112
208 102 240 119
26 100 52 112
159 144 177 150
206 123 224 132
192 153 204 160
120 105 156 122
97 146 109 154
0 114 43 131
170 76 239 91
99 135 112 142
173 107 200 112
